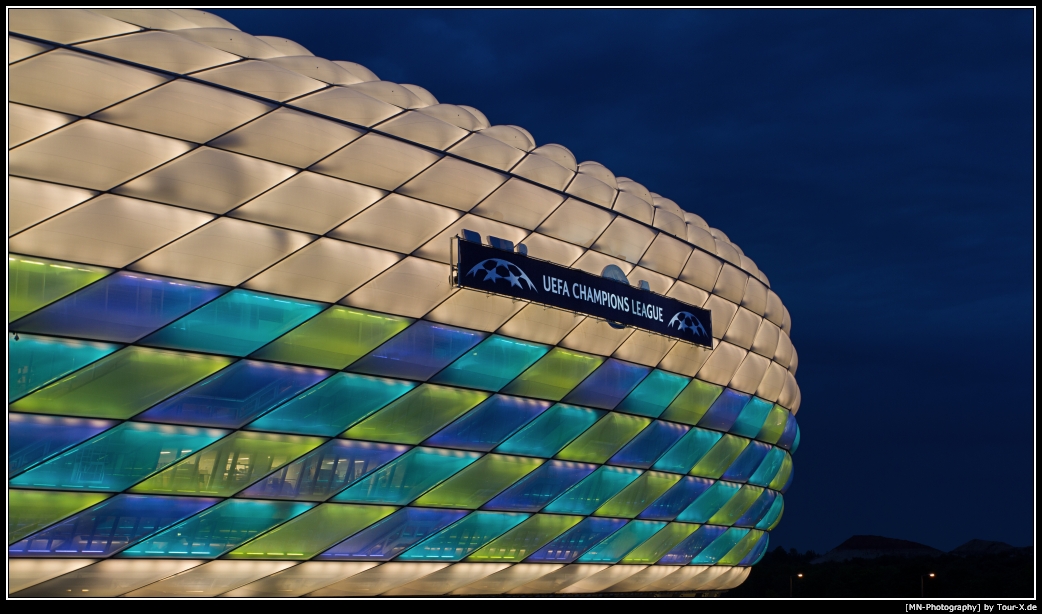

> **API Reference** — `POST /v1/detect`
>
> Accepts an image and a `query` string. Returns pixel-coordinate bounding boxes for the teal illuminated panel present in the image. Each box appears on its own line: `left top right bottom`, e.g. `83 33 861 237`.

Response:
333 447 481 505
467 514 582 562
757 404 789 444
11 347 234 419
397 511 529 561
709 485 763 526
9 254 110 322
543 466 642 515
412 454 543 509
500 348 604 401
720 528 763 565
621 522 700 564
556 413 650 464
690 434 749 479
9 334 120 402
141 289 324 357
226 503 397 560
576 520 666 563
343 384 489 445
594 471 682 519
246 373 416 437
756 494 785 530
496 404 604 458
660 379 723 426
652 427 722 474
431 335 550 391
120 499 313 558
693 527 749 564
8 414 116 477
730 396 775 438
676 480 742 523
10 422 228 492
616 369 690 418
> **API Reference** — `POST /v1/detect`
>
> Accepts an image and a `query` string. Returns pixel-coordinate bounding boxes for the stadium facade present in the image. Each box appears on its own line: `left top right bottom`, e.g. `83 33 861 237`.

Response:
8 9 801 597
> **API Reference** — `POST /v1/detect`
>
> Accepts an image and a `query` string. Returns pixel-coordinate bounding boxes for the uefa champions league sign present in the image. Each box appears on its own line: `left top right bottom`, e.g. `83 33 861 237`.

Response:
456 238 713 347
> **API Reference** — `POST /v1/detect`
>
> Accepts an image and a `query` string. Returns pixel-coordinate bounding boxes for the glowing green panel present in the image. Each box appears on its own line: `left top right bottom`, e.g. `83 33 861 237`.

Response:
652 427 722 474
131 431 325 497
9 490 110 543
719 529 763 565
621 522 700 564
226 503 397 559
616 370 691 418
556 413 650 464
431 335 550 391
252 306 412 369
693 527 748 564
9 255 111 322
120 499 314 558
660 379 723 425
412 454 543 509
594 471 681 519
757 405 790 444
398 511 528 561
769 453 793 490
690 434 750 479
676 480 741 523
10 347 234 419
709 485 763 526
500 348 604 401
343 384 489 445
730 396 775 438
543 466 641 515
496 404 604 458
333 447 480 505
9 334 120 402
576 520 665 563
467 514 582 562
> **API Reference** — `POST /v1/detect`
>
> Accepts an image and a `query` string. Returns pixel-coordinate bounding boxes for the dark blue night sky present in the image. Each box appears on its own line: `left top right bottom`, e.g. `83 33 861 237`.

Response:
211 9 1035 554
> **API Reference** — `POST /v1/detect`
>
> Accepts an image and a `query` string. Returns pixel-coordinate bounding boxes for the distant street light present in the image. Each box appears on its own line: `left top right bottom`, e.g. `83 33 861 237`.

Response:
921 573 936 598
790 573 803 598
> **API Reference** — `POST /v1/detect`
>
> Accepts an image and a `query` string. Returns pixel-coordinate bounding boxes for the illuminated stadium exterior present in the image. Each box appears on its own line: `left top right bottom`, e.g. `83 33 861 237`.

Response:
8 9 801 597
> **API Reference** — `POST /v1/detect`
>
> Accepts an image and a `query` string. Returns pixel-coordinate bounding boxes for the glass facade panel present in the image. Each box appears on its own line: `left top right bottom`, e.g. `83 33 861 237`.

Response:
468 514 582 562
120 499 313 558
9 255 110 323
562 359 651 409
9 334 120 402
709 485 763 526
721 440 773 483
735 488 777 528
756 494 785 531
225 503 397 560
616 369 691 418
12 272 226 343
8 414 116 477
756 404 789 444
657 524 727 565
131 431 325 497
348 320 485 381
748 447 786 487
431 335 549 391
9 490 111 544
424 395 551 452
317 507 468 561
576 520 665 563
333 447 481 505
697 388 750 432
729 396 774 438
524 517 627 563
11 422 228 492
791 424 801 454
11 346 234 420
594 471 681 519
482 460 597 512
692 527 748 565
621 521 700 564
252 306 411 370
676 480 741 523
136 361 330 428
652 427 722 474
637 476 714 521
689 434 750 479
769 453 793 492
343 384 489 445
413 454 543 509
141 290 324 357
608 420 689 469
397 511 528 561
246 373 416 437
556 413 651 464
659 379 722 426
496 404 604 458
778 412 799 450
543 466 641 516
9 494 217 558
238 439 409 501
500 348 604 401
739 530 770 566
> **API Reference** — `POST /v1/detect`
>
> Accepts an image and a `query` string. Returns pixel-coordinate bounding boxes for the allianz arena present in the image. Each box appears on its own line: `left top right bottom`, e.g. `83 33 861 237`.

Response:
8 9 801 597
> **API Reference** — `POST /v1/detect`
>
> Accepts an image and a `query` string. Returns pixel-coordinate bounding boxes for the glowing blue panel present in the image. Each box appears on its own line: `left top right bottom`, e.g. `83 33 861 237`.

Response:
136 360 330 428
740 531 770 565
615 369 690 418
777 412 799 450
140 290 324 357
637 476 714 521
561 358 650 410
239 439 409 501
697 388 750 432
658 524 727 565
608 420 689 469
10 422 228 492
735 489 777 528
652 427 722 474
9 494 217 557
424 395 552 452
576 520 665 563
245 373 416 436
332 447 481 505
495 404 604 458
721 440 773 483
729 396 774 438
397 511 528 561
482 461 597 512
542 466 641 516
791 424 801 454
11 271 226 343
676 480 741 523
431 335 549 391
692 527 748 564
9 334 120 402
317 507 468 561
756 495 785 530
8 414 116 477
747 447 786 487
348 320 486 380
524 517 628 563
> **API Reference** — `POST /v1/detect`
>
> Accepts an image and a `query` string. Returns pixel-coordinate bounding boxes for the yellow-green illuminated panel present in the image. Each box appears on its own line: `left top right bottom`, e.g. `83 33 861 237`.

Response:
9 489 111 544
709 485 763 526
500 348 604 401
690 434 749 479
467 514 582 562
594 471 681 519
555 413 650 464
343 384 489 445
9 255 111 323
412 454 543 509
621 521 700 564
226 503 397 559
660 379 723 426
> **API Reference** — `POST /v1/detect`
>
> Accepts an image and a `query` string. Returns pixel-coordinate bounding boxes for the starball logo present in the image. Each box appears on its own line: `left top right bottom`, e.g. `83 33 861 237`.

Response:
467 258 538 291
668 311 708 337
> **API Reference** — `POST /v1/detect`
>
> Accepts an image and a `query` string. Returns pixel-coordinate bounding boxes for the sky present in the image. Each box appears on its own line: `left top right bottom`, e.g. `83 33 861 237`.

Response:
211 8 1035 553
